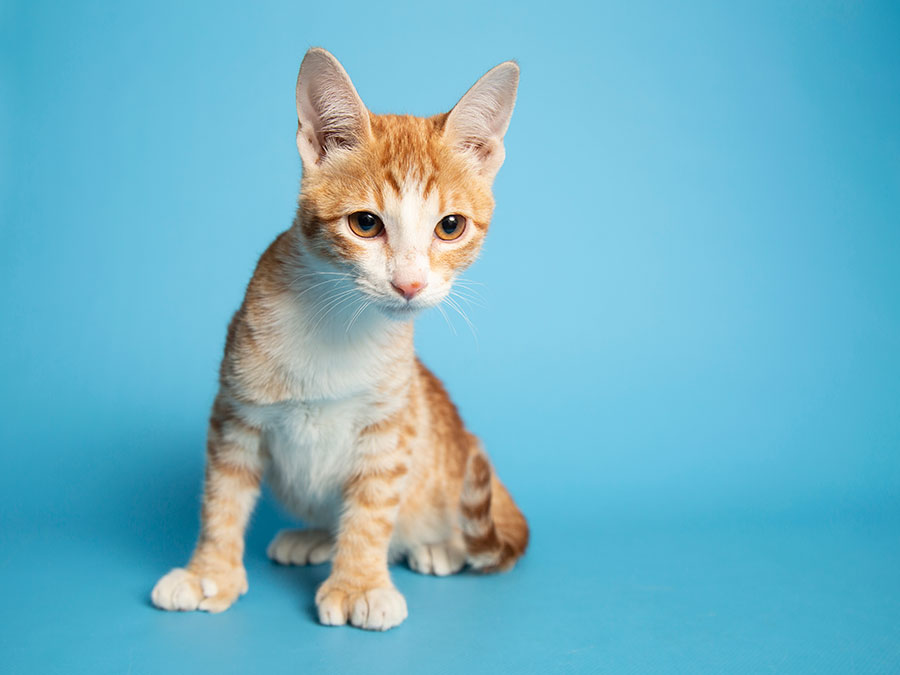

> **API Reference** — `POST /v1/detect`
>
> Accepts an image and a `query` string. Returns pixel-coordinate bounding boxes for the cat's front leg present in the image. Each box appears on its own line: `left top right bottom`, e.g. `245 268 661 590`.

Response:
151 395 262 613
316 420 410 631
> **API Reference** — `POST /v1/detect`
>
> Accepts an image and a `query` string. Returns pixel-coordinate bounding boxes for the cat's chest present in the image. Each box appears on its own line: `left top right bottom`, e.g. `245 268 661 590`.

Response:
252 397 370 521
234 291 412 521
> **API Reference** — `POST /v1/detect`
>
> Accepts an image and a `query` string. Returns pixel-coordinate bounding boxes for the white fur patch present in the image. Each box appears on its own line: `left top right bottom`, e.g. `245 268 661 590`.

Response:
317 586 408 631
151 568 202 612
267 529 334 565
407 542 466 576
200 577 219 598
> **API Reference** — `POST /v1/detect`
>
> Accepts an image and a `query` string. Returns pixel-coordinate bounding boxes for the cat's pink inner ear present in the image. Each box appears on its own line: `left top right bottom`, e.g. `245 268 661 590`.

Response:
295 48 371 168
444 61 519 178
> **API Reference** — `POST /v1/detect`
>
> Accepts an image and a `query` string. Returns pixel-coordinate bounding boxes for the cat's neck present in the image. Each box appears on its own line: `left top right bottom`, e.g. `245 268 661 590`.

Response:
233 229 415 403
270 228 413 350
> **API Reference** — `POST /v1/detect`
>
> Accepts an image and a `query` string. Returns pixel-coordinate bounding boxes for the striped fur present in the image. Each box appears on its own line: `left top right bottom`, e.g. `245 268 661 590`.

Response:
461 448 529 572
151 48 527 631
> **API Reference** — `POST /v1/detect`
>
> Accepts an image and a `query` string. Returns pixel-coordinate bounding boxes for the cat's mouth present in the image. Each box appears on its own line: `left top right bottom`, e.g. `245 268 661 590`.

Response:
376 298 429 321
358 284 443 321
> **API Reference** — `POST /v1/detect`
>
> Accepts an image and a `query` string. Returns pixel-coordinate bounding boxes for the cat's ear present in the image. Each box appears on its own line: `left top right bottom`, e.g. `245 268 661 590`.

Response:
295 48 371 169
443 61 519 179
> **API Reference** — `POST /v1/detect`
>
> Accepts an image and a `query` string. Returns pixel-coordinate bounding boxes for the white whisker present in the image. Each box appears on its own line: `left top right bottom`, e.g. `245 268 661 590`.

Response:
290 270 352 285
291 277 349 302
436 304 456 335
445 296 478 344
454 277 486 288
308 288 358 333
345 299 371 334
313 294 359 334
450 288 486 308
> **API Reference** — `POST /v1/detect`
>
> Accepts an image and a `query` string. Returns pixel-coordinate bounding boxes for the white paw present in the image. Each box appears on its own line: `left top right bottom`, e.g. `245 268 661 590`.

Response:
349 587 408 631
151 567 247 613
152 568 203 611
316 584 408 631
267 529 334 566
407 542 466 576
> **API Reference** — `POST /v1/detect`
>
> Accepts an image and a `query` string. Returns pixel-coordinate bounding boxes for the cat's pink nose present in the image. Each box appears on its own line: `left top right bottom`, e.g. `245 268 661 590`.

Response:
391 279 426 300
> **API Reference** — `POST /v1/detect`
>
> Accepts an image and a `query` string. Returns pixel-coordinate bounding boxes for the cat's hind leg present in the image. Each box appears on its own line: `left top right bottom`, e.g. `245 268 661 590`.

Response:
267 529 334 566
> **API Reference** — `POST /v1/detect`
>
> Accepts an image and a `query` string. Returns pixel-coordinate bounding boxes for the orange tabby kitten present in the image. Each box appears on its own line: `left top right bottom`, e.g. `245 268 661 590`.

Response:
151 48 528 631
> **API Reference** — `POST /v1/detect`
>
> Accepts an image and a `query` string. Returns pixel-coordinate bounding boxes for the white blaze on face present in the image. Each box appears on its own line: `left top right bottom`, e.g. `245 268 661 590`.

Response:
381 178 442 298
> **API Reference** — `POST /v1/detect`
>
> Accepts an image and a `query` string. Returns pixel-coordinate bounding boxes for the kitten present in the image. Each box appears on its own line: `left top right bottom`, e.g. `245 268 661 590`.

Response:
151 48 528 631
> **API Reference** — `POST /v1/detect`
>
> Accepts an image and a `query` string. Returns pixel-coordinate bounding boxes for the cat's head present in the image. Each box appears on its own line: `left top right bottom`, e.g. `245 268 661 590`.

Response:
293 48 518 321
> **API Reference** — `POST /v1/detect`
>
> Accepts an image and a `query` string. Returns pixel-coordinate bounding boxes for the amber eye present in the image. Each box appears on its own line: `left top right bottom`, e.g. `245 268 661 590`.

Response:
348 211 384 238
435 214 466 241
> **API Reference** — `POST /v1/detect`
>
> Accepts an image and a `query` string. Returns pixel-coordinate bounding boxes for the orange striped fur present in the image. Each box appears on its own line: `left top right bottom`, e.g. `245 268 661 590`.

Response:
151 48 527 631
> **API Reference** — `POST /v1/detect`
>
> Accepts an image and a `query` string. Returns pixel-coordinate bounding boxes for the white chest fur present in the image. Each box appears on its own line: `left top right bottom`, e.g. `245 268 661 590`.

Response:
258 397 365 526
235 288 412 528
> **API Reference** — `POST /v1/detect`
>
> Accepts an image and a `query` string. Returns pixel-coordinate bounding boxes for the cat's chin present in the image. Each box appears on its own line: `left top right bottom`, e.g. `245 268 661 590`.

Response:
376 303 427 322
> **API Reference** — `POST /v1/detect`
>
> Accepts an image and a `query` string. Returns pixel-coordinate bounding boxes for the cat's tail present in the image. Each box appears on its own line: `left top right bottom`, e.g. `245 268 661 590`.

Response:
460 443 529 572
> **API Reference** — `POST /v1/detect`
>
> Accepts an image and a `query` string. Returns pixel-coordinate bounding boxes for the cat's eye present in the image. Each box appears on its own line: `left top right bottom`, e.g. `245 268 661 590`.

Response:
348 211 385 238
435 214 466 241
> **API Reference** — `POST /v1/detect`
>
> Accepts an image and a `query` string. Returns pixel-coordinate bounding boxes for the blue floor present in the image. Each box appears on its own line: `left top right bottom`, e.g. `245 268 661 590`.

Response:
2 460 898 673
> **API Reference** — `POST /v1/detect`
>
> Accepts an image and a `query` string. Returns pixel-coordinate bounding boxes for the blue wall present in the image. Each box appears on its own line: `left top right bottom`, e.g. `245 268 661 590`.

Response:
2 1 898 672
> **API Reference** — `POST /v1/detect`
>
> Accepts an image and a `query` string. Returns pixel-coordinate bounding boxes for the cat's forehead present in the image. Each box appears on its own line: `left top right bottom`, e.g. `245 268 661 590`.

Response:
368 114 446 166
367 114 467 200
306 113 494 225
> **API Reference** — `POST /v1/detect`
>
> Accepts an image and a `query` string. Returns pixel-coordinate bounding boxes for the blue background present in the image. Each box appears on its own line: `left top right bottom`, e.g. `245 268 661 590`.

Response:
2 1 899 672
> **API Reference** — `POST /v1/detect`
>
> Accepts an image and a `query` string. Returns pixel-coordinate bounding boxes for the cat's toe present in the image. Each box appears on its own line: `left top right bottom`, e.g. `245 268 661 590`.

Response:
349 587 408 631
316 585 349 626
316 582 407 631
152 568 203 611
267 529 334 566
151 566 246 613
407 543 466 576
